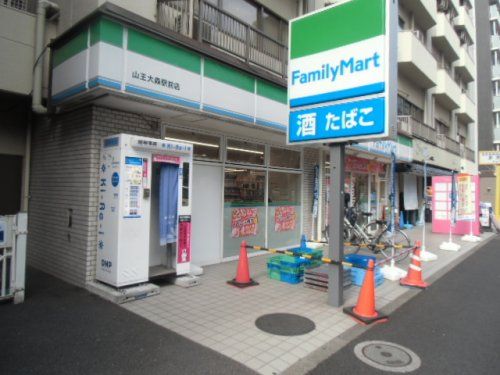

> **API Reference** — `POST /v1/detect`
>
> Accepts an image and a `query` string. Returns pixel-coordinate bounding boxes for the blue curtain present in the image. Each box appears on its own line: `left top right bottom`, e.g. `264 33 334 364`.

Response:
159 163 179 245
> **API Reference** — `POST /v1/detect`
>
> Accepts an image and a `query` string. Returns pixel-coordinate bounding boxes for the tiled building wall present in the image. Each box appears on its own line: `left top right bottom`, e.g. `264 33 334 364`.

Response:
28 105 161 286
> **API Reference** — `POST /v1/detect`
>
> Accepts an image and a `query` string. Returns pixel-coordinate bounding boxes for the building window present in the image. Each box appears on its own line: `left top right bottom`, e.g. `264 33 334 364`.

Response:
493 80 500 96
398 16 405 31
270 147 301 169
226 139 265 165
492 49 500 66
164 127 221 161
397 95 424 122
435 119 449 136
494 112 500 127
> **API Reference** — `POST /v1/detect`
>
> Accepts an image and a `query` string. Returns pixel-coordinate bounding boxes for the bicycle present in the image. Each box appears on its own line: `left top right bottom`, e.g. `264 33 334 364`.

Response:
322 208 411 262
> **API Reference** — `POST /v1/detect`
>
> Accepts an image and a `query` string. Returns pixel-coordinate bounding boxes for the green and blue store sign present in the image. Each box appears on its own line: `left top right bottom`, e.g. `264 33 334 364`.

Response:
51 17 287 131
288 0 397 144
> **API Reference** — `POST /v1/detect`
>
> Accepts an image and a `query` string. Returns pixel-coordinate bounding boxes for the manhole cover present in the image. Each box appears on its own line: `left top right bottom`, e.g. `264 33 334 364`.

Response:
354 341 421 373
255 313 315 336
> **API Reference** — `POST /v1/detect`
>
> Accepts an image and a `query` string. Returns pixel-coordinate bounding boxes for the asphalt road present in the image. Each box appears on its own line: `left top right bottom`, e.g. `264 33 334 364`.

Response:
0 268 255 375
309 235 500 375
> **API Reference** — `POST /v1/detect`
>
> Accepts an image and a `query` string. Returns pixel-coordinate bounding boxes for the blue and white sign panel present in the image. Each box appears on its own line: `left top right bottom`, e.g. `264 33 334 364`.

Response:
289 97 385 143
287 0 397 145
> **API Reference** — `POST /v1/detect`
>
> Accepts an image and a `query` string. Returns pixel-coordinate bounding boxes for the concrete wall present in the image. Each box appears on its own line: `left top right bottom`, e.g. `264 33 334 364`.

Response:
480 175 496 205
0 5 35 95
28 105 161 287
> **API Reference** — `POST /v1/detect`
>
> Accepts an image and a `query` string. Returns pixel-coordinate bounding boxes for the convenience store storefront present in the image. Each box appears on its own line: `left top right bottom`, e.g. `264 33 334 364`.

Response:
162 126 303 265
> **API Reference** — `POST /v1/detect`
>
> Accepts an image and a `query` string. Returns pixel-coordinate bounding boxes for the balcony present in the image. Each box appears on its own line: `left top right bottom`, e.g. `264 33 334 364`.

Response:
494 127 500 144
460 144 475 162
397 116 437 144
453 46 475 83
398 0 436 29
437 134 461 155
1 0 36 13
435 69 461 109
494 95 500 110
431 13 460 61
398 31 437 88
493 63 500 78
157 0 287 78
457 93 475 123
454 6 475 43
492 38 500 50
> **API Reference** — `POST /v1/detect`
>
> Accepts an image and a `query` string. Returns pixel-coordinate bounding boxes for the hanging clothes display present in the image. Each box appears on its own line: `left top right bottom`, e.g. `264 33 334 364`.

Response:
159 163 179 245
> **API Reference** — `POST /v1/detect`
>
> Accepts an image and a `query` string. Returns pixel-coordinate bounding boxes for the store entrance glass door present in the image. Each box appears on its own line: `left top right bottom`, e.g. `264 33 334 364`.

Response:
223 168 266 258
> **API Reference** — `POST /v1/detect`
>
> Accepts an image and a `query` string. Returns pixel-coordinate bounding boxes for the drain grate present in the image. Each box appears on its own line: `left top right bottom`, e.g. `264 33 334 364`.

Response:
354 341 421 373
255 313 315 336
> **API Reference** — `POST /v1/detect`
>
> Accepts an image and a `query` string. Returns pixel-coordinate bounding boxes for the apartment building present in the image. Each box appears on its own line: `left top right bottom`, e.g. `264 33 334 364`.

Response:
479 0 500 205
0 0 479 287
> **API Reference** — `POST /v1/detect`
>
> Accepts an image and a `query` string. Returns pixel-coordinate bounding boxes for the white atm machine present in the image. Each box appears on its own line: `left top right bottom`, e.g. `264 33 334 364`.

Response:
96 134 193 288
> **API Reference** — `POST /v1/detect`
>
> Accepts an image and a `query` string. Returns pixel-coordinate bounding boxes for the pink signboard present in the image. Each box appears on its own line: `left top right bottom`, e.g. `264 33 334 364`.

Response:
431 175 480 235
231 208 258 238
153 154 180 164
274 206 297 232
177 216 191 263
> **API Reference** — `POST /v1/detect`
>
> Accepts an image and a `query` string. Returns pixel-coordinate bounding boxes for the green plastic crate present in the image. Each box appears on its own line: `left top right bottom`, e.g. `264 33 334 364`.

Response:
268 269 281 281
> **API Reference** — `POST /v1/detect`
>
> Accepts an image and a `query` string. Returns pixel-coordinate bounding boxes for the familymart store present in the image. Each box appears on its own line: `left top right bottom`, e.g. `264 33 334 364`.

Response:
30 8 308 286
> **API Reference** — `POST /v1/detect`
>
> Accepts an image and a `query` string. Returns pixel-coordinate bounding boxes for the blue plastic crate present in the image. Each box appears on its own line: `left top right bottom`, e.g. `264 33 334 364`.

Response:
344 254 376 268
280 271 303 284
349 266 384 287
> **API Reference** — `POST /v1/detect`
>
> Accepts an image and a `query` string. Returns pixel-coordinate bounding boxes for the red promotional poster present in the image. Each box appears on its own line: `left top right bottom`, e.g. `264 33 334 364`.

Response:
231 208 258 238
177 216 191 263
274 206 297 232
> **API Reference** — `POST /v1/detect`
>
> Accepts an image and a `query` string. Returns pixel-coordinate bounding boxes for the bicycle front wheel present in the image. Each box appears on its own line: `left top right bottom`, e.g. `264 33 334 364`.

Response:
376 229 411 262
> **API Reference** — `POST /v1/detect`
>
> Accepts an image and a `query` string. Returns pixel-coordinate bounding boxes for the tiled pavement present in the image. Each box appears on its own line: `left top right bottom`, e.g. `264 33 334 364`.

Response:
122 228 494 374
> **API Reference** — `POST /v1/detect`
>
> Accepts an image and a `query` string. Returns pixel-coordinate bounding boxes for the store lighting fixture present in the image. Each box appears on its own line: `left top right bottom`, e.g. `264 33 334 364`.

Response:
227 146 264 155
226 168 246 172
164 137 219 148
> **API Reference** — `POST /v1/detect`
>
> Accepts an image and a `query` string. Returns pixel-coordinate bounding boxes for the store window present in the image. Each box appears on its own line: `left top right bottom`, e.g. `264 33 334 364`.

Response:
223 168 266 257
270 147 301 169
267 172 301 248
164 127 221 161
226 139 265 165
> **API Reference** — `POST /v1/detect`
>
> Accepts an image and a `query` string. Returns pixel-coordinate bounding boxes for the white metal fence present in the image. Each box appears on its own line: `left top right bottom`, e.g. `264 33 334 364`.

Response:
0 213 27 304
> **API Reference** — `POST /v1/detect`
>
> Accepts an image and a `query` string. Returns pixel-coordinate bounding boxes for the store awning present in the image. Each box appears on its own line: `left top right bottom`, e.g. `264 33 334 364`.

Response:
396 162 455 176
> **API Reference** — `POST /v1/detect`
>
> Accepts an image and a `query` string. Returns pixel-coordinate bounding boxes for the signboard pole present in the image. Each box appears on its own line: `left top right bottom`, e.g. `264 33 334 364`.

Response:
327 143 345 307
497 165 500 218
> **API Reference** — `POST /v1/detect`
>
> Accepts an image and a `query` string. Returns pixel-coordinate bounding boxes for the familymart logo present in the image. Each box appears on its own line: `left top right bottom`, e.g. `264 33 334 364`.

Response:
291 52 381 86
289 35 385 107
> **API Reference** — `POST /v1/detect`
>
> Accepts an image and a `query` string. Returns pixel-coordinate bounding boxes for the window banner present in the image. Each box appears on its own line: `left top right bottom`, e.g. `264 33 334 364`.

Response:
275 206 297 232
312 165 319 218
457 174 475 221
231 208 259 238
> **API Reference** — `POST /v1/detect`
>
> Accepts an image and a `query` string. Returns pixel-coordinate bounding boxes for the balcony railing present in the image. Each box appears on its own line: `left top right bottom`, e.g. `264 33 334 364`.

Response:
460 144 475 161
1 0 36 13
445 135 461 155
397 116 437 144
157 0 288 78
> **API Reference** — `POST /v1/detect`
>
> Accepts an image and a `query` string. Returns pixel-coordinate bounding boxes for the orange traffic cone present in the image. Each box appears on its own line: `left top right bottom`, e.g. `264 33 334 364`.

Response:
400 241 429 289
343 260 388 325
227 241 259 288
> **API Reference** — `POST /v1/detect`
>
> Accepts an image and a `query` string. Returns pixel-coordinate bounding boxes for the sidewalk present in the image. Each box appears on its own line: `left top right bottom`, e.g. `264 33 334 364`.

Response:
122 228 495 374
